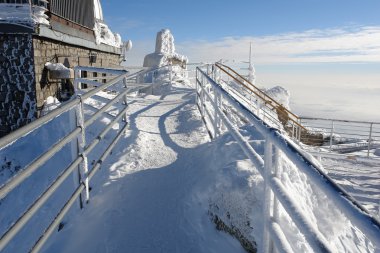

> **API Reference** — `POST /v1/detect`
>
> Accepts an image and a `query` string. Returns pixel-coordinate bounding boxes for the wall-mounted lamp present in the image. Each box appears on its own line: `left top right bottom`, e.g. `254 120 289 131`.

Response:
89 52 97 64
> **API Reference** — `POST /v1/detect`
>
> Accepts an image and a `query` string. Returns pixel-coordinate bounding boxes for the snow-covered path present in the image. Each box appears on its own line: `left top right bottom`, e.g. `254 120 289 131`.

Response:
42 83 246 253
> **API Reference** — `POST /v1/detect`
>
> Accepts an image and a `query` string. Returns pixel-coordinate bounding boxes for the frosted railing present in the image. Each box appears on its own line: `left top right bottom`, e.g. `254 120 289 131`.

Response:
196 66 380 253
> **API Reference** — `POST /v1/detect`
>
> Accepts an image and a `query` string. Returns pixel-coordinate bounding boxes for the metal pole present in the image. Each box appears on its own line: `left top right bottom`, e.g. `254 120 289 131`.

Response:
169 64 173 84
196 69 199 105
298 125 301 142
123 77 128 123
272 147 281 221
76 98 89 202
69 107 83 209
330 120 334 151
213 86 218 138
257 102 261 119
292 124 295 139
218 87 224 131
271 147 281 253
367 123 373 157
263 140 273 253
201 76 205 118
151 71 155 95
74 69 82 90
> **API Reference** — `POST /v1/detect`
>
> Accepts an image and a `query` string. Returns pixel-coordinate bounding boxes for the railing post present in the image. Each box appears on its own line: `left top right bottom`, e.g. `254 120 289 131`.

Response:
216 85 224 131
200 75 205 118
292 123 295 139
367 123 373 157
169 64 173 84
270 146 282 253
69 107 83 209
263 139 274 253
151 71 155 95
212 86 218 138
298 125 302 142
257 101 261 119
272 147 281 222
76 97 90 203
330 120 334 151
196 69 199 105
123 76 128 123
74 68 82 91
298 119 302 142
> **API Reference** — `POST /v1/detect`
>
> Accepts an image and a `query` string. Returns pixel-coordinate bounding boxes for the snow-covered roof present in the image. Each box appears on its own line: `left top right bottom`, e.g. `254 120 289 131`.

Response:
0 3 48 27
0 1 122 48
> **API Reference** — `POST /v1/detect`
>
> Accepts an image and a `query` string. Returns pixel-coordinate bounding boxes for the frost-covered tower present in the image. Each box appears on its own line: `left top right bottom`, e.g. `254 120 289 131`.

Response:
143 29 188 68
0 0 124 137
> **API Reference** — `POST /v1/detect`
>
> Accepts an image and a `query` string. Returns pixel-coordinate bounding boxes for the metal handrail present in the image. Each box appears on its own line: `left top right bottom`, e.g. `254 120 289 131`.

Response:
300 116 380 125
196 67 380 252
214 63 305 131
0 66 155 252
299 116 380 157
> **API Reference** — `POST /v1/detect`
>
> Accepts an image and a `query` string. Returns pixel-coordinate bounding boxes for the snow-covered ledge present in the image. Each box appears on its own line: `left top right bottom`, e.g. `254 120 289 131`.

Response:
45 62 74 79
38 26 122 55
0 3 49 27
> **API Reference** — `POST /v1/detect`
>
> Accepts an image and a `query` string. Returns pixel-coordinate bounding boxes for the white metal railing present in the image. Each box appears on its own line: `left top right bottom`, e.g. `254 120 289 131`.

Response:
196 67 380 253
211 63 305 142
299 117 380 157
0 66 154 252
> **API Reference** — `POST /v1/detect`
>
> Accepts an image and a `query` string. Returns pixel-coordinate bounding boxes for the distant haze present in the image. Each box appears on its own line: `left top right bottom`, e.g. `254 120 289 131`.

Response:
124 26 380 122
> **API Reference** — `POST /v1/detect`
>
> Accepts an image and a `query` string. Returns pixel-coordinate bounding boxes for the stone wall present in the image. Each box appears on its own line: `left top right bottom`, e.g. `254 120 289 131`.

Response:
0 34 121 137
33 37 121 113
0 34 37 137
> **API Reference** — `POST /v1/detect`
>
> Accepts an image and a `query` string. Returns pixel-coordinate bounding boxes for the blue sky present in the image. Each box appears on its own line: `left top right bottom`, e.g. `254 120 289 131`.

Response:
101 0 380 120
101 0 380 66
102 0 380 42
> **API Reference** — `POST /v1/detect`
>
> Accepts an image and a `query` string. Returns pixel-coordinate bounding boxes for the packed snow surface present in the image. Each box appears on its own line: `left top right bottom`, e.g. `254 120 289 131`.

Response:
41 81 247 253
321 157 380 217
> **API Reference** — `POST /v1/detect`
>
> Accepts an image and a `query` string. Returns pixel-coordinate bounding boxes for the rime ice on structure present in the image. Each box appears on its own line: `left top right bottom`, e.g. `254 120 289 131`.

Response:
143 29 188 68
248 42 256 85
93 0 121 48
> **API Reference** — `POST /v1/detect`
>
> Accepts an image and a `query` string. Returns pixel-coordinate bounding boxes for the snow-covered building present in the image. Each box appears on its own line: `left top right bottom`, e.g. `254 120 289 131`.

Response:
0 0 124 137
143 29 188 68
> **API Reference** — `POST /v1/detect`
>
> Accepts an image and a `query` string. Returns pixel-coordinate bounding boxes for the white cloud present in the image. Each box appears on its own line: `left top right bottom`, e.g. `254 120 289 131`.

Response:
176 26 380 64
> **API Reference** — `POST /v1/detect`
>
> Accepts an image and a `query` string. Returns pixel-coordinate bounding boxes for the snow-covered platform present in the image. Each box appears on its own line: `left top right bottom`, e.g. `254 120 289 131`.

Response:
1 64 379 253
42 81 248 253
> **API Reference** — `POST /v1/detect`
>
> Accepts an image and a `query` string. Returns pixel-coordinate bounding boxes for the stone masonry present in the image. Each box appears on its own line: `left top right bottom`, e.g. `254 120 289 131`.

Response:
33 36 121 113
0 34 36 137
0 34 121 137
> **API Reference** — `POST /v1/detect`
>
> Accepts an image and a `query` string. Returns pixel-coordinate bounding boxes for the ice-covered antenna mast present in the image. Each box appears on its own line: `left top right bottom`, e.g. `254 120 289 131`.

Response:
249 42 252 66
248 42 256 85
